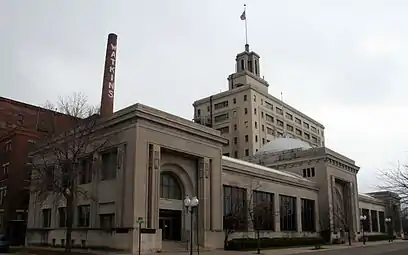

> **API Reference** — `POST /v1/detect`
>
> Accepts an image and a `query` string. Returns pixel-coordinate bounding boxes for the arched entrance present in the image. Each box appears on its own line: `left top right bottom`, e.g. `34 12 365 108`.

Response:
159 172 183 241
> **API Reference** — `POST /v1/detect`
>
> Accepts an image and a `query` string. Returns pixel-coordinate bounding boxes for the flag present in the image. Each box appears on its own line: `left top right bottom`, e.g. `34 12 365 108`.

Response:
240 10 246 20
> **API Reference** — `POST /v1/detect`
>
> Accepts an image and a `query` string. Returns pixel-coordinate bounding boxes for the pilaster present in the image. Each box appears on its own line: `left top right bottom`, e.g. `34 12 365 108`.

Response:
296 197 302 233
274 194 280 232
198 157 211 247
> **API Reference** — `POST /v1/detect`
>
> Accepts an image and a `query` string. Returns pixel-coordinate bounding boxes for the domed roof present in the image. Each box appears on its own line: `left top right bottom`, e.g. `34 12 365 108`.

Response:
256 137 312 155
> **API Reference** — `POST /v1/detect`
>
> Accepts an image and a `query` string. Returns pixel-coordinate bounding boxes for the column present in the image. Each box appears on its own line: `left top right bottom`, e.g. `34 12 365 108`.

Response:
148 144 161 229
376 211 380 233
274 194 280 232
198 157 211 246
314 199 320 232
297 197 302 233
210 156 223 231
369 210 372 232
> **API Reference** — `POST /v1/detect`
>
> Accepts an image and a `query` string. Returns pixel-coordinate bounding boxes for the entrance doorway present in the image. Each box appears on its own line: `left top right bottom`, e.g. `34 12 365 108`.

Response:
159 209 181 241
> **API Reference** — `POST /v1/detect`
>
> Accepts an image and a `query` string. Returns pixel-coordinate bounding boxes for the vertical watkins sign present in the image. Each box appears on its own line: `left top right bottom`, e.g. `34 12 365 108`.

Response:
100 33 118 117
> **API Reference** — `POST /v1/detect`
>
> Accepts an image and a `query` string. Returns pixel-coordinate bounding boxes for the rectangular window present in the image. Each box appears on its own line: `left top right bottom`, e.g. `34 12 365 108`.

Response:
265 101 273 110
223 185 247 231
2 164 9 177
304 133 310 139
265 114 274 123
301 199 315 232
79 157 93 184
234 151 238 158
245 149 249 156
295 118 301 125
78 205 90 227
4 141 11 152
223 152 230 157
214 100 229 110
361 208 370 232
285 112 293 120
303 122 309 129
217 126 229 134
101 149 117 181
245 135 249 142
58 207 67 227
276 107 283 115
286 124 294 132
233 98 236 104
100 214 115 229
267 127 274 135
234 137 238 144
214 113 229 123
280 195 297 231
379 211 385 232
371 210 378 232
244 108 248 114
253 191 274 230
311 126 317 133
42 208 51 228
244 95 247 101
17 113 24 125
295 128 302 136
277 119 284 127
312 136 318 143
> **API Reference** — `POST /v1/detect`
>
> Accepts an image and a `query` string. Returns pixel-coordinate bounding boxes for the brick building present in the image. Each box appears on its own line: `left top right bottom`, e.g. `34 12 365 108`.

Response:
0 96 76 239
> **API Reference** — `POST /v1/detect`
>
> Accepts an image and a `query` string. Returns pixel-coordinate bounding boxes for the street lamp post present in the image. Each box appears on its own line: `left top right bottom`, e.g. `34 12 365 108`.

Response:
360 215 367 245
184 195 199 255
385 217 392 243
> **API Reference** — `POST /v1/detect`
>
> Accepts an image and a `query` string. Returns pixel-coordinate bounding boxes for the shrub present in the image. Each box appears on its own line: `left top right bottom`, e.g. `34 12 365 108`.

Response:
225 237 325 251
358 234 390 242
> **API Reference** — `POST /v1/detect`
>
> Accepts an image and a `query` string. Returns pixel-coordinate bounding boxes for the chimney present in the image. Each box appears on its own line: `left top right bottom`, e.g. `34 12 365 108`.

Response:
100 33 118 118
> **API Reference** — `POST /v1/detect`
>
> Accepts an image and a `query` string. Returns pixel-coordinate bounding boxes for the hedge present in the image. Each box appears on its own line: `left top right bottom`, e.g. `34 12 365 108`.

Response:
225 237 325 250
358 234 394 242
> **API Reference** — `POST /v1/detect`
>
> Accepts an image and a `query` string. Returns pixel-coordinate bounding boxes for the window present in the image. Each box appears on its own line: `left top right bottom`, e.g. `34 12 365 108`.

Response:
312 136 318 143
261 125 264 132
244 95 247 101
361 209 370 232
214 100 229 110
234 137 238 144
255 60 258 74
223 152 230 157
277 120 283 127
42 208 51 228
0 185 6 205
101 149 117 181
244 108 248 114
214 113 229 123
217 126 229 134
265 114 274 123
160 173 182 200
233 98 236 104
286 124 293 132
245 149 249 156
301 199 315 232
196 109 201 117
207 106 210 112
240 59 244 70
2 164 8 177
262 138 265 144
254 122 257 129
234 151 238 158
276 107 283 115
265 101 273 110
295 118 301 125
304 133 310 139
4 141 11 152
17 114 24 125
303 168 315 177
295 129 302 136
303 122 309 129
261 99 263 105
223 185 247 231
261 112 264 118
267 127 274 135
371 210 378 232
79 157 92 184
285 112 293 120
78 205 90 227
100 214 115 229
379 211 385 232
311 126 317 133
253 191 274 230
58 207 67 227
232 110 237 117
245 135 249 142
311 168 315 176
303 169 306 177
254 108 257 115
244 121 248 128
234 124 237 130
280 195 297 231
253 95 256 102
248 60 253 72
255 135 258 142
277 131 283 137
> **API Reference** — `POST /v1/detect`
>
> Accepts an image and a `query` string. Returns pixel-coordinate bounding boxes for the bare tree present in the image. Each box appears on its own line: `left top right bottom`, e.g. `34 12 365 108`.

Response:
29 92 110 253
379 162 408 205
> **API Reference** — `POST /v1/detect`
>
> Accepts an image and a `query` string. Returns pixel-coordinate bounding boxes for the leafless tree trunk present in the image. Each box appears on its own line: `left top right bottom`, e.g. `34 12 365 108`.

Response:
30 92 108 253
379 162 408 205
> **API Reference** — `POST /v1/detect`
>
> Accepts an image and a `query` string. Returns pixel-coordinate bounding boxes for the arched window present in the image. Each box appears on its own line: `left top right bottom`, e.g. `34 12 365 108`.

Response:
160 173 182 200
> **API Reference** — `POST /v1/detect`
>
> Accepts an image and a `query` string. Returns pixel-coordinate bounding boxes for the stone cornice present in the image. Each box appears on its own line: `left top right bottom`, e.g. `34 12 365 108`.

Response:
359 194 386 206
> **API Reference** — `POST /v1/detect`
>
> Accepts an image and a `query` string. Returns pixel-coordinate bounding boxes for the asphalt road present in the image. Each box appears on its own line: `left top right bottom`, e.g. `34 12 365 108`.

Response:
297 242 408 255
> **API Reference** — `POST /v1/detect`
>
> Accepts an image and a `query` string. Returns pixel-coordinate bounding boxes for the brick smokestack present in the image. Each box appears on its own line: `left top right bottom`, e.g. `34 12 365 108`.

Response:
100 33 118 118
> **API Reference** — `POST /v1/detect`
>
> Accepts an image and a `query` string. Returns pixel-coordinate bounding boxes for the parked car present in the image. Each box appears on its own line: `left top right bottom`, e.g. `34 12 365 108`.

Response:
0 235 10 252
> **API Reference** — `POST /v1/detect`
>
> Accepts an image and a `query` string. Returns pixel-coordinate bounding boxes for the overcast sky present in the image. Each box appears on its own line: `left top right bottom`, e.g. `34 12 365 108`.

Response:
2 0 408 192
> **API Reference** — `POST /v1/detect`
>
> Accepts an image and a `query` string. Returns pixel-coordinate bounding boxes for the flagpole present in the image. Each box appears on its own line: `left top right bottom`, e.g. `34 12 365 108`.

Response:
244 4 248 45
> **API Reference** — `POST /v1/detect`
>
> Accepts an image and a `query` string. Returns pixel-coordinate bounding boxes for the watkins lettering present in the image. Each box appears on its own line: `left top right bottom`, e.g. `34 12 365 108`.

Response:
107 43 116 98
